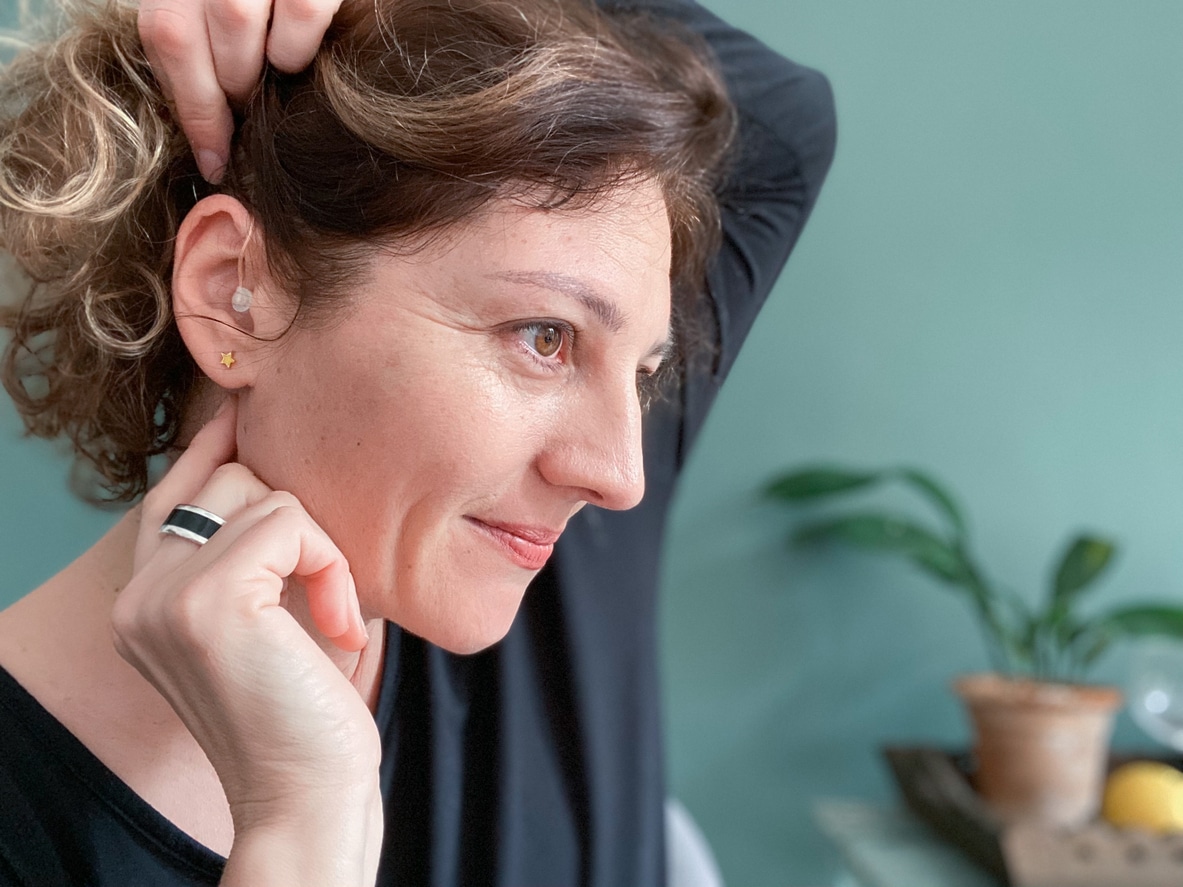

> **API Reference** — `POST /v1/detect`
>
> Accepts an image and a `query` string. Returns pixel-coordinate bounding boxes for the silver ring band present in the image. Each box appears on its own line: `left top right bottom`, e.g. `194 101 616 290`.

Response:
159 504 225 546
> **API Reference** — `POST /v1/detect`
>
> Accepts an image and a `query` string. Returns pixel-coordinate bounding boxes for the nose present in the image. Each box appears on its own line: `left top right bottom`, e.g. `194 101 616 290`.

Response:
537 378 646 511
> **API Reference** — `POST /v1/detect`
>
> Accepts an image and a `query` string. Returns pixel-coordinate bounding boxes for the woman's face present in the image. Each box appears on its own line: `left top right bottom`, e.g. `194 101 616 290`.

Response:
239 182 672 653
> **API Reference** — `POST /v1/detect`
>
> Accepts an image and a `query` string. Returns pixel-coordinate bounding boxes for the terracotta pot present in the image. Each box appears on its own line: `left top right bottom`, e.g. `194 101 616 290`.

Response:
954 673 1123 827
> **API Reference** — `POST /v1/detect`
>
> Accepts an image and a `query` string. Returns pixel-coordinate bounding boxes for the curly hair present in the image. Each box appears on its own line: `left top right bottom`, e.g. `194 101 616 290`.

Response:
0 0 735 501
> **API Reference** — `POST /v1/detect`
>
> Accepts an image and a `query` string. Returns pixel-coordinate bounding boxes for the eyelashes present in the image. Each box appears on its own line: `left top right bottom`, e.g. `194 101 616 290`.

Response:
508 319 665 406
512 320 574 369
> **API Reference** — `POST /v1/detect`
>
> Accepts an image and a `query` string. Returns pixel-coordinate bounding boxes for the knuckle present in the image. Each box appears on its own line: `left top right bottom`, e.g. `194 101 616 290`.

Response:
172 98 220 129
163 577 222 645
170 579 208 623
109 594 138 648
177 110 233 153
265 504 305 533
138 4 193 60
209 0 266 30
263 490 303 514
209 461 259 489
109 619 140 669
282 0 334 26
208 462 241 485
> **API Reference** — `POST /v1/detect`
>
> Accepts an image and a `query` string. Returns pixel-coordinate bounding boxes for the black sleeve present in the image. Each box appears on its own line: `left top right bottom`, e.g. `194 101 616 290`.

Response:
602 0 838 457
422 11 837 887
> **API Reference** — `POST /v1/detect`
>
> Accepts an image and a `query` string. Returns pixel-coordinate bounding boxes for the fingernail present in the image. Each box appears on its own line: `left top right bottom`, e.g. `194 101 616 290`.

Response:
196 150 227 184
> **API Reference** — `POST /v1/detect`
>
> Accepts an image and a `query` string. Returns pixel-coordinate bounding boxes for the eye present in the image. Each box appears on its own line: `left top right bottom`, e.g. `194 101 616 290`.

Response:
532 324 563 358
514 321 572 366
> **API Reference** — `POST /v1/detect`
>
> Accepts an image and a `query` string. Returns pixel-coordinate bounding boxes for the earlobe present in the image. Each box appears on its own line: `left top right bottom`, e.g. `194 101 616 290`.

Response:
172 196 279 388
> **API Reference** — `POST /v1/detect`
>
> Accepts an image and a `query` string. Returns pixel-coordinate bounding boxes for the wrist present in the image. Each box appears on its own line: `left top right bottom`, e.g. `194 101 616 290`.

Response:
223 779 383 887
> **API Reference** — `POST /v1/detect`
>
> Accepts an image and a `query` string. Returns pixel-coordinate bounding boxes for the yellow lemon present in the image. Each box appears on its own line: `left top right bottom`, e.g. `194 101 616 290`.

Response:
1102 761 1183 832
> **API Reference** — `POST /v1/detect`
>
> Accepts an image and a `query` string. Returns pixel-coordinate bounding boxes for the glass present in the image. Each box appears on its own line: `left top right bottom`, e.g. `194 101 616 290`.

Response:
1127 638 1183 750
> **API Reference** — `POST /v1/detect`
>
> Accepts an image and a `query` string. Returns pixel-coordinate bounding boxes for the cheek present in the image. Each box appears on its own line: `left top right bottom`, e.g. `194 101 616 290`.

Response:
295 371 520 526
244 330 561 545
365 349 558 474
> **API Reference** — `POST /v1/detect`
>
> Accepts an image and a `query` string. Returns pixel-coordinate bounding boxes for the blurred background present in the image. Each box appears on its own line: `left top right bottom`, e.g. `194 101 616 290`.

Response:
1 1 1181 886
660 1 1183 885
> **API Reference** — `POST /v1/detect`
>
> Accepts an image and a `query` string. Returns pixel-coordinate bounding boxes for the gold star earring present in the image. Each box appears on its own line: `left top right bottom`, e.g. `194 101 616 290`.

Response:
220 352 236 369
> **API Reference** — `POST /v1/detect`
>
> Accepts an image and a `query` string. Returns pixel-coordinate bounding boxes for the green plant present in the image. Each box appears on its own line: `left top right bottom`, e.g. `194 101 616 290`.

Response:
764 465 1183 682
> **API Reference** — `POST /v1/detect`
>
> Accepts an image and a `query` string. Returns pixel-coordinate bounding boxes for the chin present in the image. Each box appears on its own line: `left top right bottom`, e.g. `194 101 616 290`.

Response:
396 581 527 655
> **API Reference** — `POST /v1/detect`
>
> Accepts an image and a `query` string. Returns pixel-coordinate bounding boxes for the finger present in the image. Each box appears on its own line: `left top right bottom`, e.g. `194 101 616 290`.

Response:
307 572 367 651
138 0 191 101
141 399 240 533
265 0 342 73
300 551 367 651
139 0 233 181
203 504 367 651
137 403 247 567
176 484 366 651
205 0 271 104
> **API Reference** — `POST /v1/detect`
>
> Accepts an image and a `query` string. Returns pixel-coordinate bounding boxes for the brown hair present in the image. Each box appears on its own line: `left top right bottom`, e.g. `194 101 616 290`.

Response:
0 0 735 501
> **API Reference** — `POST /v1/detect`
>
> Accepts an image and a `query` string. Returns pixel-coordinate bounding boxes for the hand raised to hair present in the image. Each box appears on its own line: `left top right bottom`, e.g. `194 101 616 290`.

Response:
112 399 383 886
138 0 343 182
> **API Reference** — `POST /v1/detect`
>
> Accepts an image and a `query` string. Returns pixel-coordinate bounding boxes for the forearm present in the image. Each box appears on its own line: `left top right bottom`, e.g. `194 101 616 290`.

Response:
602 0 838 453
599 0 836 209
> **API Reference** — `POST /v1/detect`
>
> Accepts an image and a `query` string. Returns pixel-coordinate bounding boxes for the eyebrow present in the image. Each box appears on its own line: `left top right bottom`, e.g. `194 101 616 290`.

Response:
489 270 625 332
488 269 674 362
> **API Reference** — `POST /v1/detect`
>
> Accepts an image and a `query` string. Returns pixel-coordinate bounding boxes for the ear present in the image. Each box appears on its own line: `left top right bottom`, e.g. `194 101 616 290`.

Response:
172 195 288 388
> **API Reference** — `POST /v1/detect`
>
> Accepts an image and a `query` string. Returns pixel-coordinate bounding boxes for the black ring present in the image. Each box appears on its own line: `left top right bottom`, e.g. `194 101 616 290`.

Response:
159 505 225 546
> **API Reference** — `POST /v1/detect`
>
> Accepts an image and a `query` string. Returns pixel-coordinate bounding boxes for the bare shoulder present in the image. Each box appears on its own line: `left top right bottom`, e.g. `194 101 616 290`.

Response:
0 512 135 706
0 510 156 794
0 509 235 854
0 505 173 749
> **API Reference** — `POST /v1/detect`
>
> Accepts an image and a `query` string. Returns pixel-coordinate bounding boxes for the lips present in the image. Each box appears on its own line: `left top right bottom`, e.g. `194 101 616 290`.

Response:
467 518 562 570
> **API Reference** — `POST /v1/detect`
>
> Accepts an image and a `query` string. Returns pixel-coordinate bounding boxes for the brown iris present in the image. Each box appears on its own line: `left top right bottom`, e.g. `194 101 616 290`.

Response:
534 325 562 357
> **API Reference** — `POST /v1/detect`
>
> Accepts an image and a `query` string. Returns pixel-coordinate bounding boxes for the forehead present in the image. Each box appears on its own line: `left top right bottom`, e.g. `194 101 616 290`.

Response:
444 180 671 269
371 180 673 313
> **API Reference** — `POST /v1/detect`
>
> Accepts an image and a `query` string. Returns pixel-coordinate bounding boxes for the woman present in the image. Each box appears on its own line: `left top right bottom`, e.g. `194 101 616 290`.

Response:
0 0 835 885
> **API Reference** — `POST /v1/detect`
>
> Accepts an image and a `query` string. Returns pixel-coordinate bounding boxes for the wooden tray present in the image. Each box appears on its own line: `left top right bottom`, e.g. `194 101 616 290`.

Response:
883 746 1183 887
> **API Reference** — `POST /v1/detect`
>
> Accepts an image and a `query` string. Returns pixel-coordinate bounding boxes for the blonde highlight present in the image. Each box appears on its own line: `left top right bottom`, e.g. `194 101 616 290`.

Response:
1 0 735 501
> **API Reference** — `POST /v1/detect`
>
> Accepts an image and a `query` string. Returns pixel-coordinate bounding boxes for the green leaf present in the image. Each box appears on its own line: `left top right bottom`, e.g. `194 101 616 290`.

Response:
1079 634 1113 669
995 591 1036 669
1095 604 1183 639
1052 535 1116 608
793 514 968 585
1067 626 1113 672
895 468 967 539
764 467 881 502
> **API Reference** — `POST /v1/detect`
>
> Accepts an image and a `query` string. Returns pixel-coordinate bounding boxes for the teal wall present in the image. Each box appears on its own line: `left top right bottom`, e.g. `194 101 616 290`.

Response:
663 1 1183 885
1 3 1181 887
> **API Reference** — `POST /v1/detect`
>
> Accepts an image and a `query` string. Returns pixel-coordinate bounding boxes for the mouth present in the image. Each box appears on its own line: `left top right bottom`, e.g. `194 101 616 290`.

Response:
465 517 562 571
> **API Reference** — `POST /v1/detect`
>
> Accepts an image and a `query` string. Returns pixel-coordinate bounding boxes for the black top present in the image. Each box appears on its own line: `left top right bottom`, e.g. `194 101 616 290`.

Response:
0 2 836 884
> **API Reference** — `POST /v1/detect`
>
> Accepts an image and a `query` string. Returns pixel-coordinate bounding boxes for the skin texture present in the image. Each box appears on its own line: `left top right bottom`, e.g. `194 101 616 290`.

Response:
114 404 385 881
1 6 673 881
172 186 673 654
0 184 673 881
